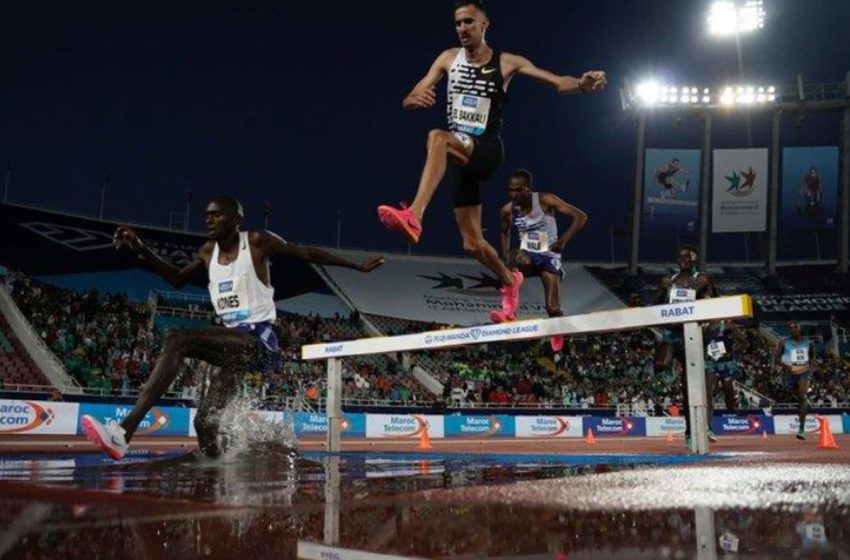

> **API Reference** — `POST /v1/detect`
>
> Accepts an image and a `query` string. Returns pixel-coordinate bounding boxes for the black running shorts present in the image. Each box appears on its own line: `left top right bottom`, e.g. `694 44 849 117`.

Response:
448 134 505 208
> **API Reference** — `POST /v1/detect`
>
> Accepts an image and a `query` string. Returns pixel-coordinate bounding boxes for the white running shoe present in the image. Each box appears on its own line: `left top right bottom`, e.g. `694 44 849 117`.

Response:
81 415 129 460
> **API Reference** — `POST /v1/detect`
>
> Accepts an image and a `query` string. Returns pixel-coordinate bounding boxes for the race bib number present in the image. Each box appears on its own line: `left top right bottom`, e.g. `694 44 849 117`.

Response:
209 275 251 323
718 533 739 553
520 230 549 253
707 340 727 361
450 94 490 136
805 522 826 543
791 348 808 366
669 288 696 304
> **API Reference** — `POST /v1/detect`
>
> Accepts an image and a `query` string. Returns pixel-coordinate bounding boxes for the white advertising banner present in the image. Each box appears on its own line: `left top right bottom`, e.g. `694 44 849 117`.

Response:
514 416 584 438
0 399 79 435
773 415 843 436
315 250 625 326
365 414 444 439
712 148 769 232
646 416 687 436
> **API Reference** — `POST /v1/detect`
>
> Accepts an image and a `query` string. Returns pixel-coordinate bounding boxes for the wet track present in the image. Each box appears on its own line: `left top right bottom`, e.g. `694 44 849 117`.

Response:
1 438 849 559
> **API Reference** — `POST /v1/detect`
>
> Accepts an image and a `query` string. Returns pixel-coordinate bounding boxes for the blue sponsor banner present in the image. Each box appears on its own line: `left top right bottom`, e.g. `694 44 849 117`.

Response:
843 414 850 436
583 417 646 437
78 403 190 437
711 414 773 436
292 412 365 438
444 415 515 438
780 146 839 259
642 149 701 235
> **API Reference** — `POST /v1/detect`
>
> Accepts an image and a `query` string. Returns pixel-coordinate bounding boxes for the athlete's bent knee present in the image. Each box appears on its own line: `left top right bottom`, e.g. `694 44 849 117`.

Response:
427 129 449 151
162 329 188 353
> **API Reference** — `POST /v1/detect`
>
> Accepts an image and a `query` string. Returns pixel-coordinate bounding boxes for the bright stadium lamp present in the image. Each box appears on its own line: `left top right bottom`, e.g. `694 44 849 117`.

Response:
708 0 765 36
635 81 661 106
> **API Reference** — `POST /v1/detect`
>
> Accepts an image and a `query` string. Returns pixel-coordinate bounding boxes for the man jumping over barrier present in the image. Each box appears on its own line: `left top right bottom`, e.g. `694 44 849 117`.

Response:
377 0 605 322
82 196 384 459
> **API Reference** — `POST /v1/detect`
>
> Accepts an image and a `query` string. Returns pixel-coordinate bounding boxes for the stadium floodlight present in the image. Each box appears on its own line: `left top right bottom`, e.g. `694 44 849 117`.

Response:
635 81 661 105
633 81 717 107
708 0 765 36
630 80 779 108
715 84 777 106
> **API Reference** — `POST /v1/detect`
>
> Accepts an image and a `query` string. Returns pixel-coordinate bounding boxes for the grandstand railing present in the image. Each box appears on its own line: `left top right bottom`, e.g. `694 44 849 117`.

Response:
151 290 210 307
0 383 61 394
0 383 187 400
2 381 845 414
150 289 213 320
154 306 213 320
0 284 81 393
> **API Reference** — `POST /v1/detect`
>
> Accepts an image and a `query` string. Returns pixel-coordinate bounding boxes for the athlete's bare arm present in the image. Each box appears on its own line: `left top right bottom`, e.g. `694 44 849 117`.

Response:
113 226 208 288
255 231 384 272
500 53 607 95
653 277 673 305
402 49 458 110
540 193 588 252
774 338 792 374
727 321 750 350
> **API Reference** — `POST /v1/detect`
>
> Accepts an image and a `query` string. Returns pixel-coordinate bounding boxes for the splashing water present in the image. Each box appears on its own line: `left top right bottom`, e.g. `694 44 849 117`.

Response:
214 388 300 461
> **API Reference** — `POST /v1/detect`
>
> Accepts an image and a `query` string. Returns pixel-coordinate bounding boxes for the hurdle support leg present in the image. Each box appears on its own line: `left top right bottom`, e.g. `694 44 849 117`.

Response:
683 322 710 454
694 506 718 559
326 358 342 453
323 456 341 545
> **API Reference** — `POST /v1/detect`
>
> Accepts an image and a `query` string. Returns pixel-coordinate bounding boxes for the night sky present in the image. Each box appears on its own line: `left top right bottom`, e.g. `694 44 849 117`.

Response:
3 0 849 261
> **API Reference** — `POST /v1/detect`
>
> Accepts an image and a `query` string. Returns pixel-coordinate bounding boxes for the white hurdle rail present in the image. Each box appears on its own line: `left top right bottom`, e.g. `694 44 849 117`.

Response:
301 295 754 454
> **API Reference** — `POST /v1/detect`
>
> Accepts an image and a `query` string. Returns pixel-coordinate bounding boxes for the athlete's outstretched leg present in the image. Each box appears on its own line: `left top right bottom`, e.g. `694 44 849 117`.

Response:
796 377 810 440
454 205 513 285
454 205 522 322
378 130 471 244
194 366 242 458
541 270 565 352
120 328 256 442
721 378 737 412
82 327 258 459
705 369 718 442
410 130 471 219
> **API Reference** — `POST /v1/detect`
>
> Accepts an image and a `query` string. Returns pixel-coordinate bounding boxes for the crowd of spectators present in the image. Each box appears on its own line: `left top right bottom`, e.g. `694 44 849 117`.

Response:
9 275 158 395
3 270 850 410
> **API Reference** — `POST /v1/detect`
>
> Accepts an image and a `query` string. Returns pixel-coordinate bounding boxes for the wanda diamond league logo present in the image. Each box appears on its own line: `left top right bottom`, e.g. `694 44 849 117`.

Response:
19 222 114 251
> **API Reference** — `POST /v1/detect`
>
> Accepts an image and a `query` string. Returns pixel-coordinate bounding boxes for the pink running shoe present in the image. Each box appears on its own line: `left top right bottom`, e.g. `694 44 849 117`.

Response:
500 271 524 316
81 415 128 460
377 203 422 244
489 310 517 323
550 335 564 353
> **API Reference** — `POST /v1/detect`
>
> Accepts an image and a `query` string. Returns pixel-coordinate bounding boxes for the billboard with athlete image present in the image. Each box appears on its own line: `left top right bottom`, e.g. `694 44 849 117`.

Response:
781 146 839 231
642 149 701 235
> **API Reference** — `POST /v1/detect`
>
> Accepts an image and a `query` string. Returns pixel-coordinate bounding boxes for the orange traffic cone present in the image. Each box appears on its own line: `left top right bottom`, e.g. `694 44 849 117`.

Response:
817 417 839 450
417 426 433 450
585 428 595 445
761 430 768 440
666 432 674 443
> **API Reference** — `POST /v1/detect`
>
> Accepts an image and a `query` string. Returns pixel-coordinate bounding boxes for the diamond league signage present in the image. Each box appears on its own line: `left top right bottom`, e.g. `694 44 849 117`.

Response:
305 296 752 360
317 249 624 326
